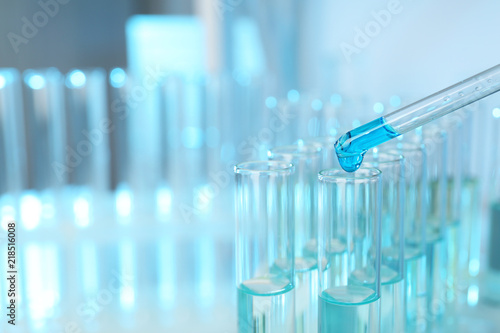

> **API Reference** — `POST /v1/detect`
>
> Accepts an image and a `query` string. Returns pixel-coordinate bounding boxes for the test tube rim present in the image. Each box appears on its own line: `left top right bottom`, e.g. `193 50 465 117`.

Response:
318 167 381 183
234 160 294 175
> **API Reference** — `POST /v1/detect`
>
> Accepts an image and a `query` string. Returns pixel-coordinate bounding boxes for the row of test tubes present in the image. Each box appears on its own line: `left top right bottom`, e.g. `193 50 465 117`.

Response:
234 100 497 332
0 64 498 331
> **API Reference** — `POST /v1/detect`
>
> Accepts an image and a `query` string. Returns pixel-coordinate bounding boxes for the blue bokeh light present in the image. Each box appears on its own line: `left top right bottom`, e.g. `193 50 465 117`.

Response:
287 89 300 103
110 68 127 88
373 102 384 114
265 96 277 109
311 99 323 111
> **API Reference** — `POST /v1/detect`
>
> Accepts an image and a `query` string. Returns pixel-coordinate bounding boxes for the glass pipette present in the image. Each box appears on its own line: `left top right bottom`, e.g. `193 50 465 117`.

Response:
335 64 500 172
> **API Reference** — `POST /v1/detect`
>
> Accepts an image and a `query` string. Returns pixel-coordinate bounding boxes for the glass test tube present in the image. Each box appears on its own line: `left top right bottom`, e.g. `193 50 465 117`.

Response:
364 152 405 333
318 167 382 333
65 68 109 191
65 69 110 228
483 109 500 303
268 143 321 333
458 109 482 287
0 69 26 207
21 68 65 230
389 142 428 331
22 68 65 190
108 68 130 191
234 161 295 333
161 74 208 222
421 125 447 320
441 117 464 311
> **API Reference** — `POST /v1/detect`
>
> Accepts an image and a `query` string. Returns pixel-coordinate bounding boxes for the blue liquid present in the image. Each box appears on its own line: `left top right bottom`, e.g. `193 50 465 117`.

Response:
237 277 295 332
335 117 400 172
319 285 380 332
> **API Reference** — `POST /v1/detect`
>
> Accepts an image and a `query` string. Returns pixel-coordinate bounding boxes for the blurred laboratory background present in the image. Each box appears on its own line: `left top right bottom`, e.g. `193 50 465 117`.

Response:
0 0 500 332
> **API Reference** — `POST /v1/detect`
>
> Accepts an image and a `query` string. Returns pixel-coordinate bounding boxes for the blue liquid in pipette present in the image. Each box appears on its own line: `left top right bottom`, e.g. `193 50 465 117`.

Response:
335 117 400 172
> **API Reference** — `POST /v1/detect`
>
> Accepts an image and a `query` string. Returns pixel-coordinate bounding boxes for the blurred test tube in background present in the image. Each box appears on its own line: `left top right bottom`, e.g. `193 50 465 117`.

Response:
421 125 447 321
0 68 25 222
388 141 428 332
440 114 464 314
64 68 110 228
21 68 65 230
458 107 483 300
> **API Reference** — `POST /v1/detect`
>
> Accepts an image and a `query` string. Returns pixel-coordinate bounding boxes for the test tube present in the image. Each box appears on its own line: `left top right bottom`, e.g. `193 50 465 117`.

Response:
318 167 382 333
421 125 447 320
108 67 130 191
21 68 65 231
363 152 405 333
234 161 295 333
160 74 209 222
0 69 26 220
22 68 65 190
65 68 109 191
482 105 500 303
441 117 464 311
389 142 428 331
458 109 482 287
268 143 321 333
